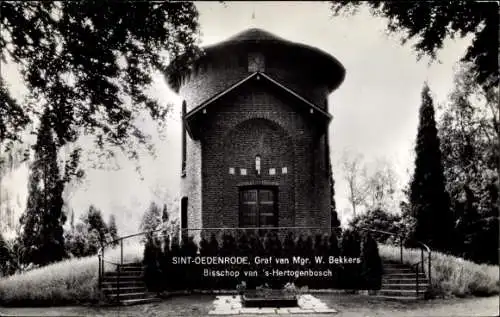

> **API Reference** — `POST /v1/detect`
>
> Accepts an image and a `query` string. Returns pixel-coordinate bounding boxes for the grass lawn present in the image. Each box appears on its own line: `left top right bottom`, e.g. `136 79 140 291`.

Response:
1 293 498 317
379 244 499 297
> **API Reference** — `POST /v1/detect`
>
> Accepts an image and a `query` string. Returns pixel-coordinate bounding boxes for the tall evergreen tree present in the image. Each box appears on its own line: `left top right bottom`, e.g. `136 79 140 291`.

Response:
82 205 108 245
108 214 118 243
327 140 341 227
409 85 453 252
439 63 499 263
19 109 66 265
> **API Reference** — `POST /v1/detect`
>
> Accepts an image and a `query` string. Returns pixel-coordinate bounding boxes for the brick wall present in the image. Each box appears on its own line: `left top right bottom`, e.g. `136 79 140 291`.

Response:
197 79 330 228
179 47 330 112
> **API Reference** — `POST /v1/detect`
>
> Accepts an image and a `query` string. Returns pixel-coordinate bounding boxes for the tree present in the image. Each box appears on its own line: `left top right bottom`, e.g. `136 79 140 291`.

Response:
330 1 498 94
327 143 341 227
64 222 101 258
363 158 399 212
19 109 66 265
107 214 118 243
1 2 201 150
340 149 368 216
140 202 162 240
82 205 108 245
0 232 11 276
439 62 499 263
409 84 453 252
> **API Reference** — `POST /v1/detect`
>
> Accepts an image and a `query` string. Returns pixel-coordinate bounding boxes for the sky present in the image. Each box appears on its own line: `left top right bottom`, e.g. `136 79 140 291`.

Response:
1 2 474 236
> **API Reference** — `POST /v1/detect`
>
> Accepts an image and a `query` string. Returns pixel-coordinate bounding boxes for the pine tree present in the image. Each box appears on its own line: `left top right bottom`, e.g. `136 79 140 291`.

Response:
19 109 66 265
140 202 162 241
83 205 108 245
108 214 118 244
327 137 341 228
409 84 453 252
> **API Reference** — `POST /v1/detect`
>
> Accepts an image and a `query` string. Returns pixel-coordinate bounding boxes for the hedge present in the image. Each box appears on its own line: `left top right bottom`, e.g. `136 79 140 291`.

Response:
143 230 382 292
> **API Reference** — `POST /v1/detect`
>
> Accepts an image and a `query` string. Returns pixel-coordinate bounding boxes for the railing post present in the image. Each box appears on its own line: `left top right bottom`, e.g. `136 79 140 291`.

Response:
400 236 403 263
98 253 102 290
416 266 419 298
120 239 123 266
428 251 432 286
117 264 120 304
421 248 424 275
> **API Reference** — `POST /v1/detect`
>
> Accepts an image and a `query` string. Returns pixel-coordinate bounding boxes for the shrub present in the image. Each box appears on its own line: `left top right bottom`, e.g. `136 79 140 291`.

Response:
181 235 198 290
160 234 171 291
0 233 12 277
350 208 415 245
219 233 237 289
360 233 383 290
143 237 162 292
65 223 102 258
169 236 182 290
339 229 362 289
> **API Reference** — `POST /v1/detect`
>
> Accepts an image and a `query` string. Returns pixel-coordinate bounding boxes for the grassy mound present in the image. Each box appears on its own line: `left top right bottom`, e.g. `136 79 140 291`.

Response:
0 243 143 306
379 244 499 298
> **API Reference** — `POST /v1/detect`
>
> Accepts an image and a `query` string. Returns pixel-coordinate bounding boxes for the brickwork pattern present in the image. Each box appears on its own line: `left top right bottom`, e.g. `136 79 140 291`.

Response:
178 40 341 232
196 79 330 228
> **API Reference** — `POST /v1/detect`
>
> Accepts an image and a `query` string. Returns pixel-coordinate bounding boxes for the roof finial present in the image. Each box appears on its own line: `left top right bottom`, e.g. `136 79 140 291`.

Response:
251 6 256 26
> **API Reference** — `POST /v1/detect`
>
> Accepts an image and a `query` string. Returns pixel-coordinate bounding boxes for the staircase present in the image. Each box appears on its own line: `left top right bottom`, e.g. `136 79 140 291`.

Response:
101 263 160 305
379 261 429 300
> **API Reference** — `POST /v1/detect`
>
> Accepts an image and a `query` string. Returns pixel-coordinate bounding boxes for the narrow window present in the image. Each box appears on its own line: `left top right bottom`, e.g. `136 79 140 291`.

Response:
255 155 261 175
181 197 188 238
181 101 187 177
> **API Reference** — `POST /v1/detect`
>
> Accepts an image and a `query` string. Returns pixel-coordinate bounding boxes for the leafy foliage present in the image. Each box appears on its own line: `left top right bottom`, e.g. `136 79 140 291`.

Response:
140 202 164 240
360 233 382 290
409 85 453 252
143 236 162 292
327 140 340 227
0 2 201 150
81 205 108 244
19 109 66 266
107 214 118 244
64 222 101 258
340 150 367 216
349 208 415 245
143 230 382 292
0 232 12 276
330 1 498 93
439 62 499 264
339 229 362 289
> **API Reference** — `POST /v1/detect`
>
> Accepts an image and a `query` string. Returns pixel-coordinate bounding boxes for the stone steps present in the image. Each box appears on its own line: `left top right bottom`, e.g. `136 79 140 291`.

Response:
101 263 158 305
377 261 430 300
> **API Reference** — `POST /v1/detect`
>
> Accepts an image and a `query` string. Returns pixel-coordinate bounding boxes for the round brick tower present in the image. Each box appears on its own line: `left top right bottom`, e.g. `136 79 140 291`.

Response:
165 28 345 238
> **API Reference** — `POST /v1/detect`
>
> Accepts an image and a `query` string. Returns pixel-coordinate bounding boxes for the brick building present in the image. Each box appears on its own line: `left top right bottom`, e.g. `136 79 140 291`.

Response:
165 28 345 237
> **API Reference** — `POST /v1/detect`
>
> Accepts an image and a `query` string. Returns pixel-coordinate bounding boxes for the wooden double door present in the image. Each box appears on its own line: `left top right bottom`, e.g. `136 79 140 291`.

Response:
239 187 277 228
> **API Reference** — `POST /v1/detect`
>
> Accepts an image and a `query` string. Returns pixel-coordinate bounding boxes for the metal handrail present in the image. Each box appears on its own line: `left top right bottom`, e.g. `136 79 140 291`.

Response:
97 224 432 297
356 226 432 288
411 261 422 297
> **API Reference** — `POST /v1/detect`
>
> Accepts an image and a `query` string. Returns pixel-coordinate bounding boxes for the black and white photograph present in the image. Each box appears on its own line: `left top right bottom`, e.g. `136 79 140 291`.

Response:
0 1 498 316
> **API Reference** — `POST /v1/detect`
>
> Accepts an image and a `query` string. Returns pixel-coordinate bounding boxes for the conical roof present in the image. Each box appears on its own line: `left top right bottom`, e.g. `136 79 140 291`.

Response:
166 28 345 92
